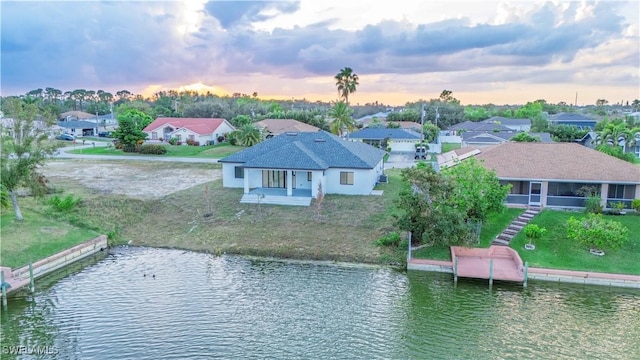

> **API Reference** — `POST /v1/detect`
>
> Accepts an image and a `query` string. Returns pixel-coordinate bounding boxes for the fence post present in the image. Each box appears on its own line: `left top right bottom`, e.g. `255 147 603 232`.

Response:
407 232 412 262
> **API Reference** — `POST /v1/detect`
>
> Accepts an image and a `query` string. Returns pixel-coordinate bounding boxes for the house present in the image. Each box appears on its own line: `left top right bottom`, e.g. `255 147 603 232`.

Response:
461 131 554 148
481 117 531 132
348 128 422 152
548 113 597 130
355 112 390 126
436 147 481 169
143 117 235 145
254 119 320 138
59 111 95 121
473 142 640 209
57 120 99 137
448 121 515 134
219 131 386 206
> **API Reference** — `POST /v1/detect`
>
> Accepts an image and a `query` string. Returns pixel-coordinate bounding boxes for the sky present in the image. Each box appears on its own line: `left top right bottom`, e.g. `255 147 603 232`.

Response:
1 0 639 106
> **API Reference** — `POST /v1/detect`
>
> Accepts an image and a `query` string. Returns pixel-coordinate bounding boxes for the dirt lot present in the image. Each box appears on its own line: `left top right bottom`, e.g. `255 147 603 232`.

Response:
42 160 221 199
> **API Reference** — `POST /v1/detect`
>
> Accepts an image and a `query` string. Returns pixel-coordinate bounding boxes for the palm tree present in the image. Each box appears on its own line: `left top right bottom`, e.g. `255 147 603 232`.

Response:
595 122 632 151
334 67 359 106
328 101 356 137
234 124 263 147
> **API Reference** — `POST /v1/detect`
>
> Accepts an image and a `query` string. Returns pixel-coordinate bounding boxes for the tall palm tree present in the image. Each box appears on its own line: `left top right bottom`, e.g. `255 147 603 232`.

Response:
328 101 356 137
334 67 359 106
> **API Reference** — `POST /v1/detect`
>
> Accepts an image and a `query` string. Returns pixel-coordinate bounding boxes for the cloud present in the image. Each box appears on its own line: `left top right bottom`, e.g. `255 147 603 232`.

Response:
204 0 299 29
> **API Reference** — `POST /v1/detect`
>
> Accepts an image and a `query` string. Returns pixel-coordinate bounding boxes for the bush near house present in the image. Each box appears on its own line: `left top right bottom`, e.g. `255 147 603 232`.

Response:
138 144 168 155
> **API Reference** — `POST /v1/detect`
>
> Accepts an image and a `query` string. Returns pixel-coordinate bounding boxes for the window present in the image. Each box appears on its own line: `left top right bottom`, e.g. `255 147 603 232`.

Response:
340 172 354 185
608 184 634 199
635 146 640 158
548 182 598 197
189 135 195 140
234 166 244 179
307 172 312 181
151 132 158 140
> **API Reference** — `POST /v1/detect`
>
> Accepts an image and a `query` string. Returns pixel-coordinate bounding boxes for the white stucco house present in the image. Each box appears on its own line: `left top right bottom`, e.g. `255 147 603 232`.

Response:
348 128 422 152
219 131 387 206
143 117 235 145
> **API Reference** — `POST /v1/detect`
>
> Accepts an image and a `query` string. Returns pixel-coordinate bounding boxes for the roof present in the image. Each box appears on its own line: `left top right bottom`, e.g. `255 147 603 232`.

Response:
474 142 640 183
254 119 320 135
349 128 422 140
481 117 531 126
449 121 514 132
57 120 98 128
548 112 596 122
143 117 230 135
462 132 554 144
437 147 481 168
60 111 95 119
219 131 386 170
355 112 390 122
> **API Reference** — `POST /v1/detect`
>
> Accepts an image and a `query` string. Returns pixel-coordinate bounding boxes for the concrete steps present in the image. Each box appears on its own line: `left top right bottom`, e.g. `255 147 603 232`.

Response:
491 207 541 246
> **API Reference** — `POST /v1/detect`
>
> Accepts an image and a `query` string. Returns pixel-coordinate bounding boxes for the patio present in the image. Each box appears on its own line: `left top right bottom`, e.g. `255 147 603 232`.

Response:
240 187 313 206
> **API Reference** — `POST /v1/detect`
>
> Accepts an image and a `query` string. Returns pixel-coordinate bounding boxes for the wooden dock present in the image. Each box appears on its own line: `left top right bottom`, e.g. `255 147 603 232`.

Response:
451 245 525 283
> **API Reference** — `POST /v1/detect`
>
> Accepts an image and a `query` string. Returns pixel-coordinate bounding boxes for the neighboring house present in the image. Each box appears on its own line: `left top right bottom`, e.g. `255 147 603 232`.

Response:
481 117 531 132
59 111 95 122
448 120 515 134
58 120 98 137
219 131 386 206
254 119 320 138
143 117 235 145
473 142 640 209
548 113 597 130
349 128 422 152
355 112 390 127
461 131 553 148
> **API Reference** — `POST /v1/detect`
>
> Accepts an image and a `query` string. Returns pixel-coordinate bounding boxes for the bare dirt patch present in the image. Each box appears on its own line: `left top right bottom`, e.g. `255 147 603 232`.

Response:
42 160 221 199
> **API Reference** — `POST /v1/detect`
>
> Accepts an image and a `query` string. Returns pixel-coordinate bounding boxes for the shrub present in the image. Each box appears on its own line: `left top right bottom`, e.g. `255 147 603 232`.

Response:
48 194 82 212
123 144 137 153
186 139 195 146
217 135 225 143
584 196 603 214
523 224 546 244
138 144 168 155
608 201 626 215
168 137 179 145
631 199 640 212
566 214 629 251
376 232 402 247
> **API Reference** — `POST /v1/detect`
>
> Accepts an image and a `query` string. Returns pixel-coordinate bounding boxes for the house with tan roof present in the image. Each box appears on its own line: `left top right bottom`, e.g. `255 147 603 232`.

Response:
474 142 640 209
143 117 235 145
254 119 320 138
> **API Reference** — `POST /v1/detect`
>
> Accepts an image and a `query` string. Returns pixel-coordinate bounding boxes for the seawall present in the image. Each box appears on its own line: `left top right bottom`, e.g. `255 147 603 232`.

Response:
1 235 108 296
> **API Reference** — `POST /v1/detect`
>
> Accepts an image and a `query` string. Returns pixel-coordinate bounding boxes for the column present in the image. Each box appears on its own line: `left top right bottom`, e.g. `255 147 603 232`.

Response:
286 170 292 196
600 183 608 208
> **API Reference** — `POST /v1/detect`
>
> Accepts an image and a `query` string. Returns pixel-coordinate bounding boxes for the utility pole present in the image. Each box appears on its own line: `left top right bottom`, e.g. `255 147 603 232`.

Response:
420 103 426 142
435 107 440 128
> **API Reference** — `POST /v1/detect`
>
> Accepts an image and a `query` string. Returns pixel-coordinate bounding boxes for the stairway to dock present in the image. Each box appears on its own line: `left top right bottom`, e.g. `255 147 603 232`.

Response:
491 207 541 246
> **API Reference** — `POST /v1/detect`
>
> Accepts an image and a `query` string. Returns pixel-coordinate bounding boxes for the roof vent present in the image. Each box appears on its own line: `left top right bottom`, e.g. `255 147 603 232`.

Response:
314 138 326 142
285 132 298 136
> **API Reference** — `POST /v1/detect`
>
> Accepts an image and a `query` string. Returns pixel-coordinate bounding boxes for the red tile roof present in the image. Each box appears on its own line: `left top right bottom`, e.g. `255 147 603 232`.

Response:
143 117 228 135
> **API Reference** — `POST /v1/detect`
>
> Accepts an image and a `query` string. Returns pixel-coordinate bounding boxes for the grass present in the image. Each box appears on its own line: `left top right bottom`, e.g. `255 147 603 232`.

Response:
67 143 245 158
1 206 100 269
412 207 524 261
441 142 461 153
509 210 640 275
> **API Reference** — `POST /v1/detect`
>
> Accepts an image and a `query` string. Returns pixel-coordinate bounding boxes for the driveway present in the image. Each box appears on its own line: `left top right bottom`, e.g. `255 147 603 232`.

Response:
385 152 416 169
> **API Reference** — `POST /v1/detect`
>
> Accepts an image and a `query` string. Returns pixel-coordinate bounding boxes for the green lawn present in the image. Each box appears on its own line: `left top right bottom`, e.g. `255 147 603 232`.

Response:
509 210 640 275
67 143 245 158
1 207 100 269
441 142 461 153
412 208 525 260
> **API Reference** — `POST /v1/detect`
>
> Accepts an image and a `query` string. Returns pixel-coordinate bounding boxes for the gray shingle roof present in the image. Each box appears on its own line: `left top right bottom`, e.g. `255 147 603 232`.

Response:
349 128 422 140
449 121 514 132
219 131 386 170
482 117 531 126
548 112 595 121
57 120 98 128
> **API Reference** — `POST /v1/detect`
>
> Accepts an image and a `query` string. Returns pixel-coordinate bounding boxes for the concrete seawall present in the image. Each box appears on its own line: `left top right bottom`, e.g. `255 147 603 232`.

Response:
1 235 108 296
407 258 640 289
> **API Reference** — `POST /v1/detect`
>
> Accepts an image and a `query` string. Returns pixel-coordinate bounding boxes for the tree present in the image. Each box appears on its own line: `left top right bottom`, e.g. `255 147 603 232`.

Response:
0 98 58 221
112 109 151 152
566 214 628 252
440 158 509 222
511 132 540 142
334 67 359 106
328 101 356 137
422 123 439 143
232 124 263 147
595 122 633 151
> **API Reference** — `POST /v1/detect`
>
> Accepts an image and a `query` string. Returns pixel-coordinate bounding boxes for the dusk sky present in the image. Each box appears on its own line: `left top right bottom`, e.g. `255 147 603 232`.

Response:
1 0 639 106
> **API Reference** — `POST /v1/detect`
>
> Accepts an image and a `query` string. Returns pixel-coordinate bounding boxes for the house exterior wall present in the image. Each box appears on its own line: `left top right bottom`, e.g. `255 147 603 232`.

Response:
222 163 244 188
214 121 235 143
324 160 384 195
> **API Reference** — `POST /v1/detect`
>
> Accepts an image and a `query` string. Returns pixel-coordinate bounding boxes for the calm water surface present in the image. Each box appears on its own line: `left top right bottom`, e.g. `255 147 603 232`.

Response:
1 247 639 359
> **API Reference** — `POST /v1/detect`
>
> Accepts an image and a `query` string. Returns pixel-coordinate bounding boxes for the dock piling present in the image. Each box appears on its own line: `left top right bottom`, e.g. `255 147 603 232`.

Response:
29 262 35 293
1 271 7 308
523 262 529 288
489 259 494 286
453 257 458 283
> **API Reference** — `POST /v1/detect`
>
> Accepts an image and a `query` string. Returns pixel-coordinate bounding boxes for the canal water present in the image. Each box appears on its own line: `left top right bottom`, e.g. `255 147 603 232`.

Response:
1 247 639 359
